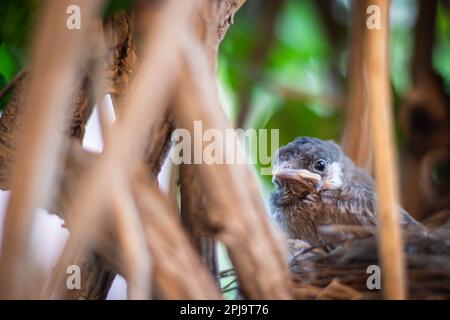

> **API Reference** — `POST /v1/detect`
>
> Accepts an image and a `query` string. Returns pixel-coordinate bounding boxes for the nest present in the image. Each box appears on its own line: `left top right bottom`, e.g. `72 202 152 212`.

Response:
218 212 450 299
289 221 450 299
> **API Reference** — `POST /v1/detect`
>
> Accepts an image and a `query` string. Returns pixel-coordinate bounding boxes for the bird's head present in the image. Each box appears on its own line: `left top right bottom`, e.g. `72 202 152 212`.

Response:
272 137 346 196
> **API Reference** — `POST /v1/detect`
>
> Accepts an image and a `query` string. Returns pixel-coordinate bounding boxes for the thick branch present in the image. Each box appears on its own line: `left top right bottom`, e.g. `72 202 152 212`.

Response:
174 35 291 299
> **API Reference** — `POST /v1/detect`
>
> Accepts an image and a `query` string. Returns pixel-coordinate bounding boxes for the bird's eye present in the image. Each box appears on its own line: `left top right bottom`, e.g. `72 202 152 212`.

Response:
313 159 327 172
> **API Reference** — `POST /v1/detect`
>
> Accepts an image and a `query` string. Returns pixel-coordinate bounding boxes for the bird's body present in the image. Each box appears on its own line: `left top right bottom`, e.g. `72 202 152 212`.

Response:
270 137 421 244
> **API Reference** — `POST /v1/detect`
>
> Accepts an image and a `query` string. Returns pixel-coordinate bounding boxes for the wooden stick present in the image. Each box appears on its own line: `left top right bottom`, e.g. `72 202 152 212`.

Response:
365 0 406 299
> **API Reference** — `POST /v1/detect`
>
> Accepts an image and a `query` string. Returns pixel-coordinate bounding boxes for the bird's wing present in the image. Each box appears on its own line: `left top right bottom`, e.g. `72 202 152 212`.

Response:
399 207 428 233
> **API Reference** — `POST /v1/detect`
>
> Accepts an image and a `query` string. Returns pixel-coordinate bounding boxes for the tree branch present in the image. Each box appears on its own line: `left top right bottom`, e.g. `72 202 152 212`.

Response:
174 34 291 299
0 0 103 299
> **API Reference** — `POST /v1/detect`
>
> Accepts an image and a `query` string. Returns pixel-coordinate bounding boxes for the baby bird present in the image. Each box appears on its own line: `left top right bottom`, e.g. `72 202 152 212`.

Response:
270 137 421 245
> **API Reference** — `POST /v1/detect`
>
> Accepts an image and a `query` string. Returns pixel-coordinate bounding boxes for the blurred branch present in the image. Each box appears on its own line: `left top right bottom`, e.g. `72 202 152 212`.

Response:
0 0 103 299
0 4 213 300
365 0 406 299
102 11 137 117
11 11 141 300
0 66 111 301
132 169 221 299
85 15 151 300
54 10 172 300
47 0 208 299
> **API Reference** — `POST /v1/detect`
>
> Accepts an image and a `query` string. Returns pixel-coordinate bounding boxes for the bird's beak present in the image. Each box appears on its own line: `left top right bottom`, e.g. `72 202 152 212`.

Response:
272 168 322 191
